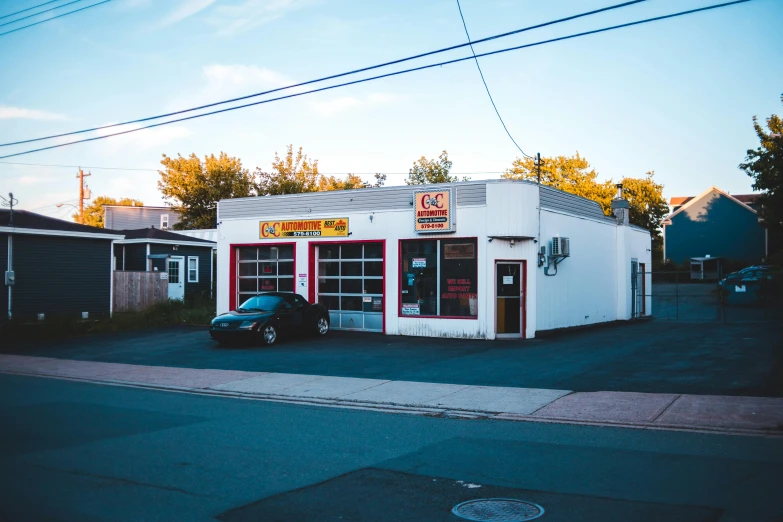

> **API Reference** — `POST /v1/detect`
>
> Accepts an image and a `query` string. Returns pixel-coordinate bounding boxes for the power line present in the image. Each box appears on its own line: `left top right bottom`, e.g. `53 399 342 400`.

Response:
456 0 532 159
0 0 87 29
0 0 647 147
0 0 63 21
0 0 111 38
0 0 750 160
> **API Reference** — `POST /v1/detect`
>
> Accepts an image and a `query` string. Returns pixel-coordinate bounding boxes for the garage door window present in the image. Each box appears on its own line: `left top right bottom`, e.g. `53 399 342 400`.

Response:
236 245 294 306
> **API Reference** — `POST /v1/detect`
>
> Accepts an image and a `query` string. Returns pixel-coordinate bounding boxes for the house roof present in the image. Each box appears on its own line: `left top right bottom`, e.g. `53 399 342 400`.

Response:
103 205 177 210
669 196 694 206
0 209 123 239
115 227 215 247
732 194 760 205
665 187 758 222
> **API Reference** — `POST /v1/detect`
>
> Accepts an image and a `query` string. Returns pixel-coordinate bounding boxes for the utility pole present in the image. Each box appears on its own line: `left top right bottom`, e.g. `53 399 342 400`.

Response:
1 192 18 225
535 152 541 184
77 169 91 224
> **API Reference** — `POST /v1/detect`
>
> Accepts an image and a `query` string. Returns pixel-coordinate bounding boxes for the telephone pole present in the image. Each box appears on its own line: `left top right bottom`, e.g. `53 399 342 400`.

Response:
77 169 91 224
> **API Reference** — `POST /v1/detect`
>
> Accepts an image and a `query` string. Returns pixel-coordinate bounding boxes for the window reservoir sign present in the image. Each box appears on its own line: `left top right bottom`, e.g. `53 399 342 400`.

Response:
259 218 349 239
414 188 454 233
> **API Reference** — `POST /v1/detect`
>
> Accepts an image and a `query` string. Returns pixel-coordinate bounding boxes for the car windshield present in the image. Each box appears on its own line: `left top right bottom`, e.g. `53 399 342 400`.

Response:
238 295 283 312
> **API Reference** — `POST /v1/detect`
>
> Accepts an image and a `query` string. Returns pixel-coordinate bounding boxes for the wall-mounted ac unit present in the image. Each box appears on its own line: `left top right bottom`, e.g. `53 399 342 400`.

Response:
551 236 570 257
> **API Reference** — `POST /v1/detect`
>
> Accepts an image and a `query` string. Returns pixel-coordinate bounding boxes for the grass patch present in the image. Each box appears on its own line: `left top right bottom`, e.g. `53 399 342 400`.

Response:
1 298 216 344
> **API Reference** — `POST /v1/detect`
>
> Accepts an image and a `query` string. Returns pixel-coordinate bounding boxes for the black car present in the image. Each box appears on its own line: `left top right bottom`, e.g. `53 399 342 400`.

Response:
210 293 330 345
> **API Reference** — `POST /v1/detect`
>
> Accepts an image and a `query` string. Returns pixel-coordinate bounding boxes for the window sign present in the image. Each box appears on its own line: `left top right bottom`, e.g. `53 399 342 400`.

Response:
400 238 478 317
503 275 514 285
414 189 454 233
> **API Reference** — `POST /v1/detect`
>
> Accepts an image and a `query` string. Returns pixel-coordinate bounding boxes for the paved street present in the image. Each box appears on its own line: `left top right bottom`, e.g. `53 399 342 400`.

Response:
5 319 783 396
1 373 782 521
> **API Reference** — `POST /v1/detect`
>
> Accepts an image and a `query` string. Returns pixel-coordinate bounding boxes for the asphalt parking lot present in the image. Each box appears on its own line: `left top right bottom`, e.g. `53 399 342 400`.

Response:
4 318 782 397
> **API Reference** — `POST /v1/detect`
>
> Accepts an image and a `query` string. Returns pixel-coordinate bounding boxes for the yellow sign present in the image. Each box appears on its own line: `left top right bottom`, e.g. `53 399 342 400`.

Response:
414 189 454 233
259 218 349 239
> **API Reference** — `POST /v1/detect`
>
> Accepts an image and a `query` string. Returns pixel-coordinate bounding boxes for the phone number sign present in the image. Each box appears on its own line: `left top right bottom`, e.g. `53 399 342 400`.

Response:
414 188 454 233
260 218 349 239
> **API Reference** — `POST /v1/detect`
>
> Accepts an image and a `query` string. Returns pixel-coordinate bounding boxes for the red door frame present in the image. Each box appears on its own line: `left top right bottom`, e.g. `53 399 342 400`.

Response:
228 242 297 311
308 239 386 334
494 259 527 338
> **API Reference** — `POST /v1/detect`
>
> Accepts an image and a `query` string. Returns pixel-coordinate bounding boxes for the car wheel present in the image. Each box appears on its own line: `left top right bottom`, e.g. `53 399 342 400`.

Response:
261 325 278 345
315 316 329 336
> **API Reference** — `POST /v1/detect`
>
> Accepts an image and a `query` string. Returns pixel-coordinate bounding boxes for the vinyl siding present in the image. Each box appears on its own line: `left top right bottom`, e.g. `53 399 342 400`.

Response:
664 190 765 266
105 207 181 230
539 185 613 222
12 235 112 320
122 244 148 271
0 233 7 321
149 244 212 297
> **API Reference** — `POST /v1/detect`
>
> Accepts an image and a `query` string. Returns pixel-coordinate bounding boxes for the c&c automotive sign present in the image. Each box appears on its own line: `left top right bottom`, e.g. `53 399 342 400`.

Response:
259 218 349 239
414 188 454 233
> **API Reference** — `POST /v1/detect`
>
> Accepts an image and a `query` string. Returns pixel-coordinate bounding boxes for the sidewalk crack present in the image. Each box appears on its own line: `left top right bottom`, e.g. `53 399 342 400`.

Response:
650 394 682 423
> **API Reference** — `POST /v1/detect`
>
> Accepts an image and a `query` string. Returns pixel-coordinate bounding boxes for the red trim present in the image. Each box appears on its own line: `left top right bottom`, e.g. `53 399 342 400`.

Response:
228 242 297 312
494 259 528 339
397 237 479 320
307 239 386 334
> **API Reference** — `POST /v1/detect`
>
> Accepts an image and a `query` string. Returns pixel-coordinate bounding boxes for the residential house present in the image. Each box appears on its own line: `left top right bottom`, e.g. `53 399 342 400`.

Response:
104 205 181 231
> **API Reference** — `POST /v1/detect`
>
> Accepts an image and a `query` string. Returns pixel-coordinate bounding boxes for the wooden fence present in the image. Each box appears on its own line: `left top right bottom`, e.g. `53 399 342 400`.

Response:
113 271 169 312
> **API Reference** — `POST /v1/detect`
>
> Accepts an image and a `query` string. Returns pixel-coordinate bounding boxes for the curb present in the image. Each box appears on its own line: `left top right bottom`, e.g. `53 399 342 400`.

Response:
2 368 781 438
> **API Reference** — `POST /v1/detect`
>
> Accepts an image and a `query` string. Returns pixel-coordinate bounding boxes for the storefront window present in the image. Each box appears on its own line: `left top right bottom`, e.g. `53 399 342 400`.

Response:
400 238 477 318
236 245 295 306
316 243 384 313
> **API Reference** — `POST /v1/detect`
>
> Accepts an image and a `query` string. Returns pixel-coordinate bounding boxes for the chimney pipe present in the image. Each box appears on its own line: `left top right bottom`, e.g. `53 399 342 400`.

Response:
611 183 629 226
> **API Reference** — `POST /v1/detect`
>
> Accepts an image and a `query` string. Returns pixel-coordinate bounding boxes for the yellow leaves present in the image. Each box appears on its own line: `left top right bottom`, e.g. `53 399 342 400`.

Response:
76 195 144 227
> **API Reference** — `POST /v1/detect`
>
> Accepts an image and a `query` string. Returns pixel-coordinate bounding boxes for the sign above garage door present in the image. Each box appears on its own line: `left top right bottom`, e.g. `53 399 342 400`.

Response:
259 218 349 239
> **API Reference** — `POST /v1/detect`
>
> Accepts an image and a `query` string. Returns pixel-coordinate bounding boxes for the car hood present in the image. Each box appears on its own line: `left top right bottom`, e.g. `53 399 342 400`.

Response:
212 310 275 324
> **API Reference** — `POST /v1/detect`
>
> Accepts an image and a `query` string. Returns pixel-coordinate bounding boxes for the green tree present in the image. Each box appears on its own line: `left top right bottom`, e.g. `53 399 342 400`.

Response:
739 94 783 241
503 152 615 213
406 150 466 185
75 195 143 228
158 152 255 230
255 145 371 194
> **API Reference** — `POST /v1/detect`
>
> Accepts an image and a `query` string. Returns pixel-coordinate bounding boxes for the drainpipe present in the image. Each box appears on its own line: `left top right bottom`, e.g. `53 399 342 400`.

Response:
6 234 11 321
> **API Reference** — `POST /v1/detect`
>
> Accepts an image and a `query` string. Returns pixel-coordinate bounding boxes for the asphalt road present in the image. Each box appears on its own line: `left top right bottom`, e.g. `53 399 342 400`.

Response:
1 374 781 521
5 318 783 396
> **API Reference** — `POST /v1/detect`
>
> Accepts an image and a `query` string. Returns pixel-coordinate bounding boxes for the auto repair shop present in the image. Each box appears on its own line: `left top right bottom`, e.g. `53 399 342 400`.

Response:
215 179 651 339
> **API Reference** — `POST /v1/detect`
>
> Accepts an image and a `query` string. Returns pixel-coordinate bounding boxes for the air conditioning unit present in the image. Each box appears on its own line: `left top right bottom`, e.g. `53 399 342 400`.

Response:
551 237 570 257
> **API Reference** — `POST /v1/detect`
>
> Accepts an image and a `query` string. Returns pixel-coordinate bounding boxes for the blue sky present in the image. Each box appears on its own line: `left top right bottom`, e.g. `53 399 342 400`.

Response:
0 0 781 220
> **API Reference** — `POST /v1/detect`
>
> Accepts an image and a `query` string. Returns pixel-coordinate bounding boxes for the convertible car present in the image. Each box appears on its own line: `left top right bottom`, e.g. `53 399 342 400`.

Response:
210 292 330 345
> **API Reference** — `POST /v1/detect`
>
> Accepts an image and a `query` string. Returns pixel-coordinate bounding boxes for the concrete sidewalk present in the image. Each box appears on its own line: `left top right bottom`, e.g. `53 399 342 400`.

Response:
1 354 781 437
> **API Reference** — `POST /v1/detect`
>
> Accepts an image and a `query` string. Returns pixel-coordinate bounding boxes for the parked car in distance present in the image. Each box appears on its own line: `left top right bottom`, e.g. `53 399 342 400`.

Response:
210 293 330 345
718 265 775 288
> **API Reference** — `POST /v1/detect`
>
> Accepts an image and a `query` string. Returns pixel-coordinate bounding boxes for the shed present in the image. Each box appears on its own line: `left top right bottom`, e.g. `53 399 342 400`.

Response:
1 209 123 322
113 228 215 301
689 256 723 281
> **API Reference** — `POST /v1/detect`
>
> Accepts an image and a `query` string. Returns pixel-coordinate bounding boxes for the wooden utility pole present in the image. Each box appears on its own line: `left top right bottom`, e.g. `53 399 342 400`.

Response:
77 169 91 224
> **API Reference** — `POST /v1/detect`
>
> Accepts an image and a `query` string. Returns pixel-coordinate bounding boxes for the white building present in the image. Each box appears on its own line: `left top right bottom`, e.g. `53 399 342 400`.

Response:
215 180 651 339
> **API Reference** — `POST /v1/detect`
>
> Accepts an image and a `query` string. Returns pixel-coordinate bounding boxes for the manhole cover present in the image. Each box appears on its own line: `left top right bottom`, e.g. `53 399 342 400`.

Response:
452 498 544 521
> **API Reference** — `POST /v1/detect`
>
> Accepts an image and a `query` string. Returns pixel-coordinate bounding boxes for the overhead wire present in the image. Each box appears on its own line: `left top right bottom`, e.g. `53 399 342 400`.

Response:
0 0 63 21
456 0 532 159
0 0 111 38
0 0 87 29
0 0 751 160
0 0 648 147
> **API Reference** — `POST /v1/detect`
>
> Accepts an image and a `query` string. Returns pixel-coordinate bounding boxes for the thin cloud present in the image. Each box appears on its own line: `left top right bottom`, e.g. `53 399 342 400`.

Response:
310 93 398 116
211 0 313 35
0 106 66 121
160 0 218 26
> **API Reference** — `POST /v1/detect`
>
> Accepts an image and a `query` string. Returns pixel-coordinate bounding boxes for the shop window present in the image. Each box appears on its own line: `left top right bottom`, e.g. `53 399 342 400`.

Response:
315 243 384 313
400 238 477 318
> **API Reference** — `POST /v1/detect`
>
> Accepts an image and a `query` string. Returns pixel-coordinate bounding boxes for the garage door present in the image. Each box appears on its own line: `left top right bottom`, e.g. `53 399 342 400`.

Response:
316 242 384 332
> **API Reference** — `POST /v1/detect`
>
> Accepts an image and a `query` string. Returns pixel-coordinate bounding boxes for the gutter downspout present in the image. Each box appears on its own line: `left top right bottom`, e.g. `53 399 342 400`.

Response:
6 233 11 321
109 240 114 318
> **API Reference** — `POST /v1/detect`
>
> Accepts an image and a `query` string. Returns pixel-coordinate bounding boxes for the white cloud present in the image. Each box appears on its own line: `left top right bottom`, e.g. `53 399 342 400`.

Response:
310 93 398 116
94 123 192 153
0 106 66 121
160 0 218 26
211 0 313 35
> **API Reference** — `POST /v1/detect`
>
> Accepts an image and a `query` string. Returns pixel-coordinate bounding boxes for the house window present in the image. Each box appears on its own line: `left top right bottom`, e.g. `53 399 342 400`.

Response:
161 214 169 230
400 238 477 317
187 257 199 283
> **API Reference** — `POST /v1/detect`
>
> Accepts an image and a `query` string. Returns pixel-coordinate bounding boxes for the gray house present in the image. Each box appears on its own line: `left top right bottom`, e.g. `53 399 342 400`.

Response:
104 205 181 231
663 187 766 267
113 228 215 301
1 209 123 322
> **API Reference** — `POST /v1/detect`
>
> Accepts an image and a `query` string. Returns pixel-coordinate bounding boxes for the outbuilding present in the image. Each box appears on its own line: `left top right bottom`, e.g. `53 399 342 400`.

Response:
1 209 123 322
113 228 215 301
215 180 651 339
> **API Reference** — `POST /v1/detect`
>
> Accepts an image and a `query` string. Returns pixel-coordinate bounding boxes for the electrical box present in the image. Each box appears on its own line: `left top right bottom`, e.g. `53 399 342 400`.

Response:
4 271 14 285
551 237 571 257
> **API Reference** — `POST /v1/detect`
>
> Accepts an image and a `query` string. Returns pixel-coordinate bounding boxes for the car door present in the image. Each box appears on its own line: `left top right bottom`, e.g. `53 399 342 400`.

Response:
276 296 304 331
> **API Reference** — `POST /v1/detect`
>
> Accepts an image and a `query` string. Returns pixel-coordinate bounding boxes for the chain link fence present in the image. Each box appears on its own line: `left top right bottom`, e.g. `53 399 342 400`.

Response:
632 270 782 324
